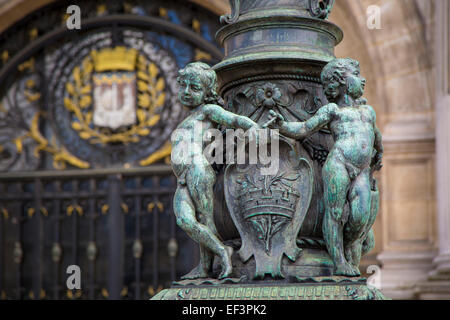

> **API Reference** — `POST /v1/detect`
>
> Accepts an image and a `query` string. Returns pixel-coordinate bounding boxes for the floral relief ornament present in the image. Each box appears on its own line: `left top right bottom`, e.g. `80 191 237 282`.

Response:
255 83 282 109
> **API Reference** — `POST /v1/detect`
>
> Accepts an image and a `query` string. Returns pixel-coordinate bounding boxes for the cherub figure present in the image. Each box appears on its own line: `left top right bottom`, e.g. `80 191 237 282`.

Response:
171 62 259 279
266 58 383 276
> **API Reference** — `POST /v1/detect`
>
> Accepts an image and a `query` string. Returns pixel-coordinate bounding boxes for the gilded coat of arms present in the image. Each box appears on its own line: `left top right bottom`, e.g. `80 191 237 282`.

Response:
90 47 137 130
92 73 137 130
64 46 164 145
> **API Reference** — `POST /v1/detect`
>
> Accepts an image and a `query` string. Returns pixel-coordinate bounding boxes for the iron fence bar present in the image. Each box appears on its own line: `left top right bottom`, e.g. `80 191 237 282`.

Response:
35 50 47 300
32 178 43 300
0 187 174 201
134 176 141 300
15 182 22 299
111 22 120 47
119 188 174 196
71 180 78 297
88 178 96 300
0 165 172 180
0 169 178 300
52 180 61 300
107 174 123 300
0 184 3 298
152 177 160 293
0 192 105 201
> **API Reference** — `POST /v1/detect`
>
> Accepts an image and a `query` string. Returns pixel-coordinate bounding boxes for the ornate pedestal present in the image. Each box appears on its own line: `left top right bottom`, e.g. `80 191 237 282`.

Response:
153 0 388 300
153 279 386 300
212 0 341 283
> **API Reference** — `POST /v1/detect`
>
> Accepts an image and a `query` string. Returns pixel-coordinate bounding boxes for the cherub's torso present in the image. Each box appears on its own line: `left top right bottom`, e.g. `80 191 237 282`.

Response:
176 107 215 131
327 104 376 169
171 105 216 177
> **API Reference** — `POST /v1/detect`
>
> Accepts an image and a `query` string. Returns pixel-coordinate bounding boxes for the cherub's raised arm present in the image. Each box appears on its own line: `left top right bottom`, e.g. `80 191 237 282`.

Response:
276 103 335 140
203 104 257 130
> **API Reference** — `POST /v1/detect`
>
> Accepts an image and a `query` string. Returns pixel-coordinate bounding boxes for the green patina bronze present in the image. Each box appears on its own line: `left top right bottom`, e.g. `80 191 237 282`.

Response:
153 0 389 300
265 58 383 276
171 62 259 280
153 280 386 300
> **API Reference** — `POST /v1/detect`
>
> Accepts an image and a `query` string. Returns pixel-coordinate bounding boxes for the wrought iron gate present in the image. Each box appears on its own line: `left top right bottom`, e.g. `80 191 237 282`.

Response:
0 166 199 299
0 0 222 299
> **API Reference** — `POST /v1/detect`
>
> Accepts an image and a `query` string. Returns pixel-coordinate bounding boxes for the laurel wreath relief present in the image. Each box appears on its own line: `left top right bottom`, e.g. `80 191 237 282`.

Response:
64 52 165 144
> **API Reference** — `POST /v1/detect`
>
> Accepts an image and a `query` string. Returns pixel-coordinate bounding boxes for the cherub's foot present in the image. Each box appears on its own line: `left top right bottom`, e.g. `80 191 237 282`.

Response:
218 246 233 279
350 265 361 276
181 264 209 280
334 263 360 277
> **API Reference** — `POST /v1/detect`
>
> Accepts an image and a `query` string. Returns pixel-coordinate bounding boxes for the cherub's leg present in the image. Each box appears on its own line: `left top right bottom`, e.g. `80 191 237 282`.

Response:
186 162 233 279
191 178 215 278
361 185 379 257
173 185 228 279
199 246 213 276
186 163 219 236
187 162 216 275
322 159 358 276
344 168 372 273
173 186 208 279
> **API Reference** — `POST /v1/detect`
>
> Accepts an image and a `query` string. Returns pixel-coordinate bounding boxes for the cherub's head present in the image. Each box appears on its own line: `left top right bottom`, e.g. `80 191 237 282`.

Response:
177 62 219 108
321 58 366 104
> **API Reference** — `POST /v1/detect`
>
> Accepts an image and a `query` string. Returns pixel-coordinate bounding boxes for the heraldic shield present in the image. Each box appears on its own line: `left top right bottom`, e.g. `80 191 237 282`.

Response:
224 137 314 279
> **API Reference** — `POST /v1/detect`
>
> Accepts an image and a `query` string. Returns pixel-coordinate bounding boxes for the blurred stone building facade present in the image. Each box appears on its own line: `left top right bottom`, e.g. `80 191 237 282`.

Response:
0 0 448 300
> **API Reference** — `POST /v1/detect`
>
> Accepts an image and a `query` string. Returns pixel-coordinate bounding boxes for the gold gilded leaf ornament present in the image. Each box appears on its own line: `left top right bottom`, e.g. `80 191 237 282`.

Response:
138 93 151 108
79 95 92 108
148 63 158 78
24 92 41 102
71 122 82 130
66 82 76 96
153 93 166 109
80 85 91 95
147 115 160 127
16 112 90 169
137 109 147 123
137 71 149 81
64 50 165 145
138 128 150 136
85 112 93 124
139 141 171 166
137 80 148 92
72 66 81 88
155 78 165 92
64 97 76 112
13 137 23 153
79 132 91 140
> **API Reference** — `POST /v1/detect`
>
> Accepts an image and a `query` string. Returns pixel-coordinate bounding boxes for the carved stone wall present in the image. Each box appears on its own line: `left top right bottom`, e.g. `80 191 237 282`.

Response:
335 0 437 299
417 0 450 300
331 0 437 299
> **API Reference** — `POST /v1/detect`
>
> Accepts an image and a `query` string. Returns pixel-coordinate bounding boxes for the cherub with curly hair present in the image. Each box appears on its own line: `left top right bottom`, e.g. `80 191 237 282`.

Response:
266 58 383 276
171 62 259 279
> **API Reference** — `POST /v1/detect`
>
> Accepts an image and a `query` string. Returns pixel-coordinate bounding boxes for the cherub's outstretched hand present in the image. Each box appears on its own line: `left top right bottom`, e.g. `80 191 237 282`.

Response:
262 110 285 128
247 124 260 146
